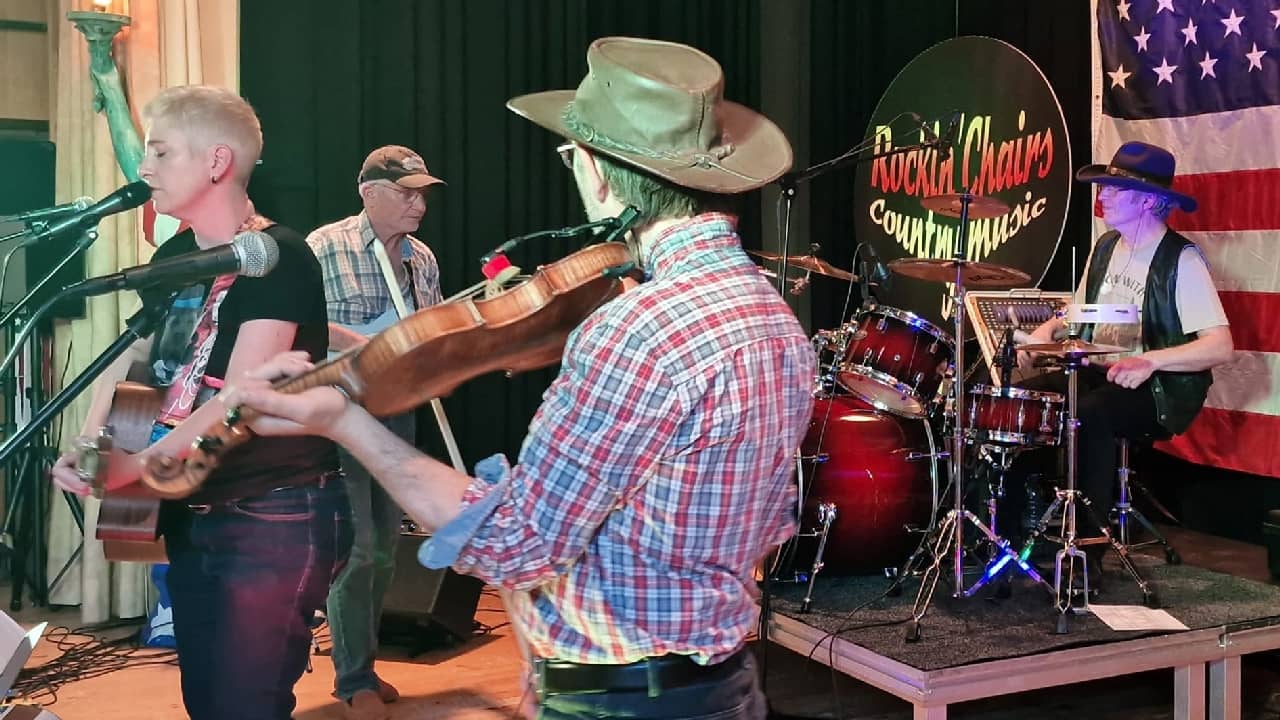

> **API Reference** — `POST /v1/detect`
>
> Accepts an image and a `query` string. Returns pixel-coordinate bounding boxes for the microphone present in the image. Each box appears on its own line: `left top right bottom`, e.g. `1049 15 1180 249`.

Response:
25 181 152 243
862 243 892 293
907 112 938 145
999 305 1019 386
2 197 93 226
63 231 280 298
938 110 962 161
480 207 643 289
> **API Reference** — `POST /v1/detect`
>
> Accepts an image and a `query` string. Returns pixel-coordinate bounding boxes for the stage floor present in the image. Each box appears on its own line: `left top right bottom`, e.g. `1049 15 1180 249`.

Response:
8 525 1280 719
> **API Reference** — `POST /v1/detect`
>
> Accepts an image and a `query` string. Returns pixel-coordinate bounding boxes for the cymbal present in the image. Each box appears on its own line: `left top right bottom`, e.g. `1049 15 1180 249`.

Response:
887 258 1031 288
920 193 1011 219
1016 338 1128 356
748 250 855 281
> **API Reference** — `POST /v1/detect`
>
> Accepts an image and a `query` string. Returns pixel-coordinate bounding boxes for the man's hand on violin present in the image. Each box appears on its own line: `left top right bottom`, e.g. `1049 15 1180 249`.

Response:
224 351 355 439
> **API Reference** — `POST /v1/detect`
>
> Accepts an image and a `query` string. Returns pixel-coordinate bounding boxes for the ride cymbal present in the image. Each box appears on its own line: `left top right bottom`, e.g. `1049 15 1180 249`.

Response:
748 250 856 281
887 258 1030 288
920 193 1011 219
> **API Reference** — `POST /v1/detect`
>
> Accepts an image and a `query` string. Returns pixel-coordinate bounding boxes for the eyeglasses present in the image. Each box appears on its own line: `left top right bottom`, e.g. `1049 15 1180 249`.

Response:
377 182 427 205
556 142 576 170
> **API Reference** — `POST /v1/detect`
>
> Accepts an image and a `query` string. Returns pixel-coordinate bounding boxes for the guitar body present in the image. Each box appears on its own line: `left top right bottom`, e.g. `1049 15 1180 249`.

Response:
95 379 168 563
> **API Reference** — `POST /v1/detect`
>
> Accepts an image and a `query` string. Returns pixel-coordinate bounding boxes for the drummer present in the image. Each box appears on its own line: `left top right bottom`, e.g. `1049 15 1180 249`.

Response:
1014 141 1232 567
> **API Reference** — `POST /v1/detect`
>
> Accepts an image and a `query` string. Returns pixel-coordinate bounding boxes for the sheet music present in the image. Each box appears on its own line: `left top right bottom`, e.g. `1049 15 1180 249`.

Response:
1088 604 1188 632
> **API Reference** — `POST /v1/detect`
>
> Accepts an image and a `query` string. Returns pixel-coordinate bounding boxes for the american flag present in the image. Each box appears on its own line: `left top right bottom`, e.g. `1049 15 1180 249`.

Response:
1092 0 1280 477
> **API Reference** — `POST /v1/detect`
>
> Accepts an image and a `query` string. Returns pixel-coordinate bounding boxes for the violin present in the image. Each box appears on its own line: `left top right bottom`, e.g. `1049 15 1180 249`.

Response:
140 240 638 499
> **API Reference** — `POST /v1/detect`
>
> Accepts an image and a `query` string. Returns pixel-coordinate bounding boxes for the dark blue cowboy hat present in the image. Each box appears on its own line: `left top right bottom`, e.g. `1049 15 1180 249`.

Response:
1076 141 1197 213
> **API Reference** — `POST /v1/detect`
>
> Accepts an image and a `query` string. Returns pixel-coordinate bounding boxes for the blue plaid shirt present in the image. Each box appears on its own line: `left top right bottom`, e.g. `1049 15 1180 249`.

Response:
422 214 815 664
305 212 442 325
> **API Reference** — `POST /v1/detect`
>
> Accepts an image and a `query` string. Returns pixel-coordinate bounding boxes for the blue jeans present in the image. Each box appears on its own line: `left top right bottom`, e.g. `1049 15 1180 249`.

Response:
165 477 352 720
536 649 767 719
328 411 414 701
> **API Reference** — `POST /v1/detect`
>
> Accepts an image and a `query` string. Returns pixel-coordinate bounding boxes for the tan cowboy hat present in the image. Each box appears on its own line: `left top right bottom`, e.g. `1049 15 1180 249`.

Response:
507 36 793 194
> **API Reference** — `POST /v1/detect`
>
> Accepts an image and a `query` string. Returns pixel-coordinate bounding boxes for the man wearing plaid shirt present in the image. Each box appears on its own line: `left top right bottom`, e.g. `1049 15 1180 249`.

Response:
235 38 814 719
304 145 444 720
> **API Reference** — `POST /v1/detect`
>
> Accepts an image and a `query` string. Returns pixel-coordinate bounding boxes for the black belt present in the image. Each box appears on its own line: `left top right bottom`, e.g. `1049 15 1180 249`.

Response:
534 647 746 698
185 470 340 513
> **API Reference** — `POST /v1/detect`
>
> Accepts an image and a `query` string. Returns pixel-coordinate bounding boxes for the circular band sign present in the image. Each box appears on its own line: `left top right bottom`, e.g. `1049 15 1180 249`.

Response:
853 36 1071 327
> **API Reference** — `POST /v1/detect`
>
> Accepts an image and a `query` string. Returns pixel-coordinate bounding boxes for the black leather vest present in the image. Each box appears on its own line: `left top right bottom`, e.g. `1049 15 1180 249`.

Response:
1083 229 1212 435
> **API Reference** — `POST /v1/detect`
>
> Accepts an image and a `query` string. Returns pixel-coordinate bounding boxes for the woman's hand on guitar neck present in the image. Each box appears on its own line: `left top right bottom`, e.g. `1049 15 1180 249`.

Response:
222 351 356 440
50 447 144 496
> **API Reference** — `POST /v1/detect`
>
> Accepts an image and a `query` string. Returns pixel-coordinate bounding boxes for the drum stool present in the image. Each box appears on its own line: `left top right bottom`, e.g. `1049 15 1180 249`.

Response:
1112 434 1182 565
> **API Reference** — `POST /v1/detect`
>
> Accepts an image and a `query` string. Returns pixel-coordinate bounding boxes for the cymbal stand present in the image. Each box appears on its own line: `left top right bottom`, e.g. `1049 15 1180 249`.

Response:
1016 344 1157 634
906 191 1050 642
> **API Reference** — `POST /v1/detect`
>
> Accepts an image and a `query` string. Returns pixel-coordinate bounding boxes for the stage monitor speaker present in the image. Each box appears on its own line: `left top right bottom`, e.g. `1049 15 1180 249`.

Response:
0 138 84 319
381 532 483 644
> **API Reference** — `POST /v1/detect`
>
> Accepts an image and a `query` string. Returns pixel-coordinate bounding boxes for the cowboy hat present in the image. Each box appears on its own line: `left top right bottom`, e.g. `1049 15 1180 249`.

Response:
507 36 792 194
1076 141 1196 212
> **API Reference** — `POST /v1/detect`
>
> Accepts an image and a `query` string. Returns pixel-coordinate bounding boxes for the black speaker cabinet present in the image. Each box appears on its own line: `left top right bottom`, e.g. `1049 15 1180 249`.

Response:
0 138 84 319
381 532 484 644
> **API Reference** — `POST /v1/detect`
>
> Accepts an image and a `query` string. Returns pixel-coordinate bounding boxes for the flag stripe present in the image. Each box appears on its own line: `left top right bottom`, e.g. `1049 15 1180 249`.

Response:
1185 230 1280 293
1097 105 1280 175
1156 407 1280 478
1204 349 1280 415
1168 168 1280 232
1216 292 1280 354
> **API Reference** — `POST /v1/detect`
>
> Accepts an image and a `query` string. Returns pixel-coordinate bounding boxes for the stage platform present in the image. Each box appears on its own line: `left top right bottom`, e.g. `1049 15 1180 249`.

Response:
766 557 1280 720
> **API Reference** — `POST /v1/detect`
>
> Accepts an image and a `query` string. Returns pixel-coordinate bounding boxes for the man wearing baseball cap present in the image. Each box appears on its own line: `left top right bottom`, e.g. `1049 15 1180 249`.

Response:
305 144 445 720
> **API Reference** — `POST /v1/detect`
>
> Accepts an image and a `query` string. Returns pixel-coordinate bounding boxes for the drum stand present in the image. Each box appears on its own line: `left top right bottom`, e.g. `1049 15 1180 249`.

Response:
1015 347 1158 633
905 192 1051 642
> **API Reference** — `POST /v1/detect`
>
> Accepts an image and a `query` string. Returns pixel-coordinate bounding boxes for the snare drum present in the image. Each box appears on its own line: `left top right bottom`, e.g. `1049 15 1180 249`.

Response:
837 306 953 418
964 384 1064 446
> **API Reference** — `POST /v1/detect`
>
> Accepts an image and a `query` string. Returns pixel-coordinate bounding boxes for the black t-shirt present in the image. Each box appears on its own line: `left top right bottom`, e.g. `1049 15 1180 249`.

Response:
147 225 338 502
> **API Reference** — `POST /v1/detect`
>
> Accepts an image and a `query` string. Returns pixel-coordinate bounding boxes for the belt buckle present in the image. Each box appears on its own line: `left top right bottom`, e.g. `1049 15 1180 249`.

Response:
532 658 548 699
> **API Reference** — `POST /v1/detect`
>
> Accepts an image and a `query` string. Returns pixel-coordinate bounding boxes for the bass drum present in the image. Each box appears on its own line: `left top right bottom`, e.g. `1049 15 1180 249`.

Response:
797 394 938 575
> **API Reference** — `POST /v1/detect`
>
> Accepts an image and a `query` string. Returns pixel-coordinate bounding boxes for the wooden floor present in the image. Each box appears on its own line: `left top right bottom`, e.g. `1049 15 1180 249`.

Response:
9 524 1280 719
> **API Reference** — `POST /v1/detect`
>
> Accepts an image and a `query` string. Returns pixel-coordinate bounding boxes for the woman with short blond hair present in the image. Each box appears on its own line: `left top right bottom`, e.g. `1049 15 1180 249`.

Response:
52 85 350 720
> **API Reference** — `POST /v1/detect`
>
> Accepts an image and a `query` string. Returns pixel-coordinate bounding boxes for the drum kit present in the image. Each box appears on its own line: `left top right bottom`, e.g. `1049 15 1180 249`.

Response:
764 192 1157 634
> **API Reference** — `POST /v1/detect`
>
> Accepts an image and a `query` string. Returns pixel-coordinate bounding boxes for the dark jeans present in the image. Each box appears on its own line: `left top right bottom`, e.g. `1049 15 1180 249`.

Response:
536 649 767 720
1010 366 1164 535
328 411 414 701
165 477 352 720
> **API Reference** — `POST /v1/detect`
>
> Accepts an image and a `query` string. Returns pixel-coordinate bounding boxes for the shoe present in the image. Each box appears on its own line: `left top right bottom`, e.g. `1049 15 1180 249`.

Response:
344 689 389 720
376 677 400 703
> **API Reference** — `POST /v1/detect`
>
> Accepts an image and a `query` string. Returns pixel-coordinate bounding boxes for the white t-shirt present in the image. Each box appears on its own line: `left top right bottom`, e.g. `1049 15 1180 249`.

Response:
1074 232 1229 363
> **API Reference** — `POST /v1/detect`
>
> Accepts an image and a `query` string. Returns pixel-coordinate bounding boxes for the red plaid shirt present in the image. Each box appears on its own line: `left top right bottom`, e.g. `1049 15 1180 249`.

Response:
422 214 815 664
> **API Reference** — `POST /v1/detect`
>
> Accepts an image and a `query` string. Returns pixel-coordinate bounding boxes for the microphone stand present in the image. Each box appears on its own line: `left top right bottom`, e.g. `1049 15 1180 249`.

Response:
760 115 939 693
0 292 171 608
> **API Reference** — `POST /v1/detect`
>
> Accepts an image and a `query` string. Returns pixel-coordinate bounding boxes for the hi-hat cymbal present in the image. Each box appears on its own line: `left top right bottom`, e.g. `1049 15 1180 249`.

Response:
887 258 1031 288
920 193 1011 219
1016 338 1128 356
748 250 856 281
